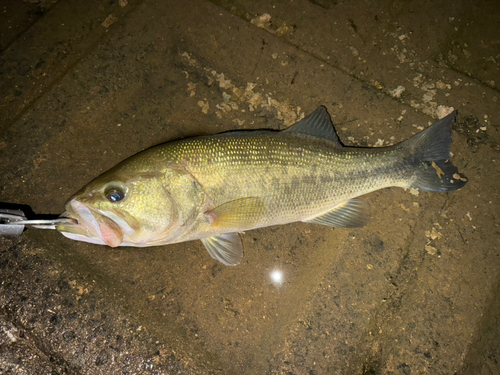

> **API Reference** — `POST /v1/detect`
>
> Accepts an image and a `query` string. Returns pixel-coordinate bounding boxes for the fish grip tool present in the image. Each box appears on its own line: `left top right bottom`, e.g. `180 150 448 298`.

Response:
0 209 77 236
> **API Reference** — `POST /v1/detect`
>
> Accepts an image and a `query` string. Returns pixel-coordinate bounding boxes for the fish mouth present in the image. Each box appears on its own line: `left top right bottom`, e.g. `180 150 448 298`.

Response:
57 199 124 247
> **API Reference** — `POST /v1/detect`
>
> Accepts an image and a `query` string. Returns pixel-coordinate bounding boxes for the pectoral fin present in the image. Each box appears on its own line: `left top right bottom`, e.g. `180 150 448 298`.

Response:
201 233 243 266
205 197 265 229
304 198 370 228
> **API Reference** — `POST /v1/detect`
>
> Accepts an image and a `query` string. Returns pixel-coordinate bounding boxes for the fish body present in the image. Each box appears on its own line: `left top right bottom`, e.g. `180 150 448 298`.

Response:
57 107 467 265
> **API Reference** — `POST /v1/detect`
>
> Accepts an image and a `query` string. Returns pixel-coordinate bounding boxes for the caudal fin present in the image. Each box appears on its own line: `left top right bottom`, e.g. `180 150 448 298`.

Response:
404 111 467 192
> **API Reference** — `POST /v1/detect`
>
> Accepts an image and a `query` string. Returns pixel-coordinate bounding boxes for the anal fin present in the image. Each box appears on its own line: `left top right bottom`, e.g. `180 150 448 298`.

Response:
201 233 243 266
304 198 370 228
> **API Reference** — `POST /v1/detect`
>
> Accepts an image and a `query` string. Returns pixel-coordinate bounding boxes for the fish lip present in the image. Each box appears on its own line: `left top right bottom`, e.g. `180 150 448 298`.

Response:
65 199 101 234
58 199 123 246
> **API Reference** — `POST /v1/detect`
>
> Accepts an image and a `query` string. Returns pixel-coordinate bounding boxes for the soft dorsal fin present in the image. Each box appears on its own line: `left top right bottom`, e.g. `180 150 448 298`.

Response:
283 106 341 145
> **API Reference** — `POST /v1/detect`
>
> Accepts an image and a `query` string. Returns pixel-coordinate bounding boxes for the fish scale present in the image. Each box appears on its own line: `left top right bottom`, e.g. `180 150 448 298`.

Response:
180 134 403 225
56 106 467 266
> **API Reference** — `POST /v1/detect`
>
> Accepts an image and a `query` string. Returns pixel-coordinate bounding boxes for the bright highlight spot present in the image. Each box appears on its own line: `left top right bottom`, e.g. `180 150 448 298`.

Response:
270 270 283 284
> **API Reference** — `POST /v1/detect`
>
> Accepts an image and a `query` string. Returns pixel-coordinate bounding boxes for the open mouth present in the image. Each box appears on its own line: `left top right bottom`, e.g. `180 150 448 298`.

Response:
57 199 123 247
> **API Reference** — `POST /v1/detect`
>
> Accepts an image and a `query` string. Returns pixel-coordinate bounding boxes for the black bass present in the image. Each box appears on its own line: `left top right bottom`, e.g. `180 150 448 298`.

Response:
57 107 467 265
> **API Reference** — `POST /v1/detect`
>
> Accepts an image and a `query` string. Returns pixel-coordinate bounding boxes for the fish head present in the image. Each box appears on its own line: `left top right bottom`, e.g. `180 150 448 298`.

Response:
57 167 178 247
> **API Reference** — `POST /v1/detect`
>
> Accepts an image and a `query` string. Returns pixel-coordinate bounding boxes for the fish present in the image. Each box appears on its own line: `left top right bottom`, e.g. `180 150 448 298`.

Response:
56 106 467 266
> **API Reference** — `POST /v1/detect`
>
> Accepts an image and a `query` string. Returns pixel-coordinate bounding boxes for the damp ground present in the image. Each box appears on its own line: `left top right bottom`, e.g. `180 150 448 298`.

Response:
1 0 499 374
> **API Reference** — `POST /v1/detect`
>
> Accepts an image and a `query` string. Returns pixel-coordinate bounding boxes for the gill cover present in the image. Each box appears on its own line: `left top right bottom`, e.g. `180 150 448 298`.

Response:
58 170 180 246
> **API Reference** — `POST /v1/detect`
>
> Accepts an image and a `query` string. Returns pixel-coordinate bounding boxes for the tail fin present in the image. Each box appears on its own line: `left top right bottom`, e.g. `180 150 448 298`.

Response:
404 111 467 192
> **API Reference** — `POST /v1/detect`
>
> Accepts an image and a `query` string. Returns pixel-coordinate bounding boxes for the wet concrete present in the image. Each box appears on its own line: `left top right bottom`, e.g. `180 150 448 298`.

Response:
1 0 499 374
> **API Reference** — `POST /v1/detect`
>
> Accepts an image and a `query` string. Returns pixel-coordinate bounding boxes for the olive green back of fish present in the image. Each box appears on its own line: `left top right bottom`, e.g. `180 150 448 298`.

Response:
121 107 465 265
59 107 466 266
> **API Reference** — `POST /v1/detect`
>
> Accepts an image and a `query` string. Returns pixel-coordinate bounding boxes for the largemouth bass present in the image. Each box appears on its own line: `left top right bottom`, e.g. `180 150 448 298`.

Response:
57 107 467 265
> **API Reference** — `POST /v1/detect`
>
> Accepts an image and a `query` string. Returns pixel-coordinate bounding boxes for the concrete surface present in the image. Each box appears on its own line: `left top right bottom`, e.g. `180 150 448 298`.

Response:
1 0 499 374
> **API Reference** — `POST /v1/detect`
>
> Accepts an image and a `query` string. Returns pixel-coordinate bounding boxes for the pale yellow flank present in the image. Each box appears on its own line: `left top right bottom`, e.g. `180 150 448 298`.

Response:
57 107 466 265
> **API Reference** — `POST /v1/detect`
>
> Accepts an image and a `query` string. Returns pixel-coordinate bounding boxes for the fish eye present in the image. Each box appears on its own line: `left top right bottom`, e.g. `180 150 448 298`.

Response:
105 188 125 203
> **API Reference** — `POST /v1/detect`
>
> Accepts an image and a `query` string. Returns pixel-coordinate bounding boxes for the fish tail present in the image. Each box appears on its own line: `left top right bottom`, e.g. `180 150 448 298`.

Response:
404 111 467 192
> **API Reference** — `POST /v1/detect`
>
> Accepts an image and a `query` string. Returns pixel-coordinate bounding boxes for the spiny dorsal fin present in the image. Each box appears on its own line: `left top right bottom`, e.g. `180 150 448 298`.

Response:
201 233 243 266
304 198 370 228
283 106 341 145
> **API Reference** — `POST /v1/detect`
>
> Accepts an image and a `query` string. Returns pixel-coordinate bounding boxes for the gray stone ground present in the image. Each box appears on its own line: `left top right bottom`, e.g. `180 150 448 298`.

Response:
1 0 499 374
